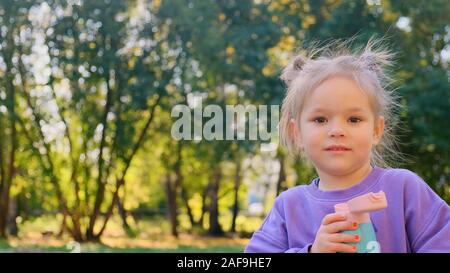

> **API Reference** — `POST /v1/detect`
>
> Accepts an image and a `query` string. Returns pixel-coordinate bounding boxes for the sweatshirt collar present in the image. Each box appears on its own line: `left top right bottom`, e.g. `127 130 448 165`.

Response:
306 166 385 201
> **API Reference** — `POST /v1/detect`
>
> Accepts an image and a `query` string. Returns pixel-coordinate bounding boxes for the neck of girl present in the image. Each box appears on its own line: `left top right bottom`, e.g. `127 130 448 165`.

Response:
317 164 373 191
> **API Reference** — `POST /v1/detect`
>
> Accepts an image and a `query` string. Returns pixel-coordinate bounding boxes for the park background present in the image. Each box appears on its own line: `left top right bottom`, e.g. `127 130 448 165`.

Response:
0 0 448 252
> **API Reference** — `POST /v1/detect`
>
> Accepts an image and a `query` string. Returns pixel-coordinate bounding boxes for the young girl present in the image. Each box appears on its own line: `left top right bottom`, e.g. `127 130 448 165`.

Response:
245 39 450 253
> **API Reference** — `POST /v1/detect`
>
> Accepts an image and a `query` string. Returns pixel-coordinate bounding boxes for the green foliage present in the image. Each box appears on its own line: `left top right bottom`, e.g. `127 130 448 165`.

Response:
0 0 448 245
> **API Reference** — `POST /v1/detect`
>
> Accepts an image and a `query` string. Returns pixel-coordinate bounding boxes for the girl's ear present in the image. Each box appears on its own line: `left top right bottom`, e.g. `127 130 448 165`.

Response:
373 116 385 145
289 119 303 147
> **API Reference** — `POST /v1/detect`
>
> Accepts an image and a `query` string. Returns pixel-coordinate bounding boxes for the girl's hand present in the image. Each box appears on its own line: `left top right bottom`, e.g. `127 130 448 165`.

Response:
309 212 360 253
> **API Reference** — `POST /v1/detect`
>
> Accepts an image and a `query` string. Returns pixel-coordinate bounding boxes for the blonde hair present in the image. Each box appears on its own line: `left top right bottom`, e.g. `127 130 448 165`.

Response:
279 37 403 168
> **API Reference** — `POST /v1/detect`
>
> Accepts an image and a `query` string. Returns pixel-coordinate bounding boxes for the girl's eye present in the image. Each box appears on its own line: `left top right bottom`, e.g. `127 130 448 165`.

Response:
313 117 327 123
349 117 362 123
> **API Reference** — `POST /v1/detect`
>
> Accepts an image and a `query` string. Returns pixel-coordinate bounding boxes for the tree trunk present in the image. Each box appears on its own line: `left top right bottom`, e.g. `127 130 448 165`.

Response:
165 141 184 237
87 65 115 241
208 165 223 236
230 158 242 233
165 174 178 237
181 185 195 228
117 198 131 230
0 189 9 238
0 57 17 238
57 211 67 238
198 184 209 228
7 196 18 236
0 118 5 237
93 92 164 241
18 191 29 221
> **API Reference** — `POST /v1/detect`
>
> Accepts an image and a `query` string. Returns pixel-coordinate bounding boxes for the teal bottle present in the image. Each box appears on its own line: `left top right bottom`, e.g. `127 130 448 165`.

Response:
341 222 380 253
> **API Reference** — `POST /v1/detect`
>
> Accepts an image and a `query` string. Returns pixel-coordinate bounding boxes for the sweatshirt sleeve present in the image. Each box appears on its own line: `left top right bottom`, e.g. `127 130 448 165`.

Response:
244 193 311 253
404 171 450 253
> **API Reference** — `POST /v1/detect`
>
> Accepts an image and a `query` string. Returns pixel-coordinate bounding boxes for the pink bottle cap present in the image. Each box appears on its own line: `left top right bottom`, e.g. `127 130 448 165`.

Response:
347 191 388 213
334 191 388 224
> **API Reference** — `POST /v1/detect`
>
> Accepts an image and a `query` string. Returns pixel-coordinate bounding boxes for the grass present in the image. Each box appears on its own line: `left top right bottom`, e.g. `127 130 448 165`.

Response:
0 215 255 253
0 239 246 253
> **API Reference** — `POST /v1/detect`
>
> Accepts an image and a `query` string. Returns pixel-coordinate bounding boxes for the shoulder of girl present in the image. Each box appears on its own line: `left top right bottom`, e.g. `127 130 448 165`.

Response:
381 167 423 182
275 184 309 202
381 167 434 192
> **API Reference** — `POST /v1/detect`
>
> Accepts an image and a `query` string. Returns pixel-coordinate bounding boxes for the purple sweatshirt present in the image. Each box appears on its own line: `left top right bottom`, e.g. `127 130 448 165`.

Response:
245 166 450 253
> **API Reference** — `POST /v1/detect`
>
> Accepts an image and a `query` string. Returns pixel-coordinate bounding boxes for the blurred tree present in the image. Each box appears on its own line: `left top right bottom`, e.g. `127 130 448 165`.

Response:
0 0 36 238
158 0 280 235
390 0 450 200
0 0 447 243
15 0 177 241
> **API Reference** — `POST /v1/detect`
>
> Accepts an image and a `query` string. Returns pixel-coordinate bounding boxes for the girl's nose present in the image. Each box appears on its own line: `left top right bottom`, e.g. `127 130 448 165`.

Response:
328 123 345 138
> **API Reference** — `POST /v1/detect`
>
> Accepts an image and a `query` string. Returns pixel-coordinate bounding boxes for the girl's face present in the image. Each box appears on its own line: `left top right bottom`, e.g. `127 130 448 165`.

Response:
294 75 384 178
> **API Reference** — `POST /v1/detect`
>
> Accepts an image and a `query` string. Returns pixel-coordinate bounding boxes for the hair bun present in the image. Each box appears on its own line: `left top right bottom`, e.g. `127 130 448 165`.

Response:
360 53 383 74
359 39 394 76
293 55 306 71
280 55 306 87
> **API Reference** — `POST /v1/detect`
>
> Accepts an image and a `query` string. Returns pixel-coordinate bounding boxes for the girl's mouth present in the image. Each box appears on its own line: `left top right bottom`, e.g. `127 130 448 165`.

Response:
325 146 351 154
326 149 350 154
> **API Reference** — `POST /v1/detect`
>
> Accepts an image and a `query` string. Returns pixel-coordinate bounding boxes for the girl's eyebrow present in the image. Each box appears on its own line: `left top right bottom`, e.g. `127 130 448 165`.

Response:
309 107 366 113
345 107 366 113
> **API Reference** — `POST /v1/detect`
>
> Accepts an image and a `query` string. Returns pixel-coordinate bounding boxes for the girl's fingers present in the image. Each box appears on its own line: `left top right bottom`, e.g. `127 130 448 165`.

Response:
329 233 361 244
325 220 358 234
330 242 358 253
321 212 346 225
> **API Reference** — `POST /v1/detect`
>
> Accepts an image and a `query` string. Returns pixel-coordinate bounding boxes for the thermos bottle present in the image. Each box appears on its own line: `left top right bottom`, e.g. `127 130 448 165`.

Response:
334 191 388 253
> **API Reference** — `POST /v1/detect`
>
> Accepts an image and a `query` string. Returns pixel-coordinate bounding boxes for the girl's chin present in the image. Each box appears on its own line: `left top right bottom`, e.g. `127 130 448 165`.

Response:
315 164 363 176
